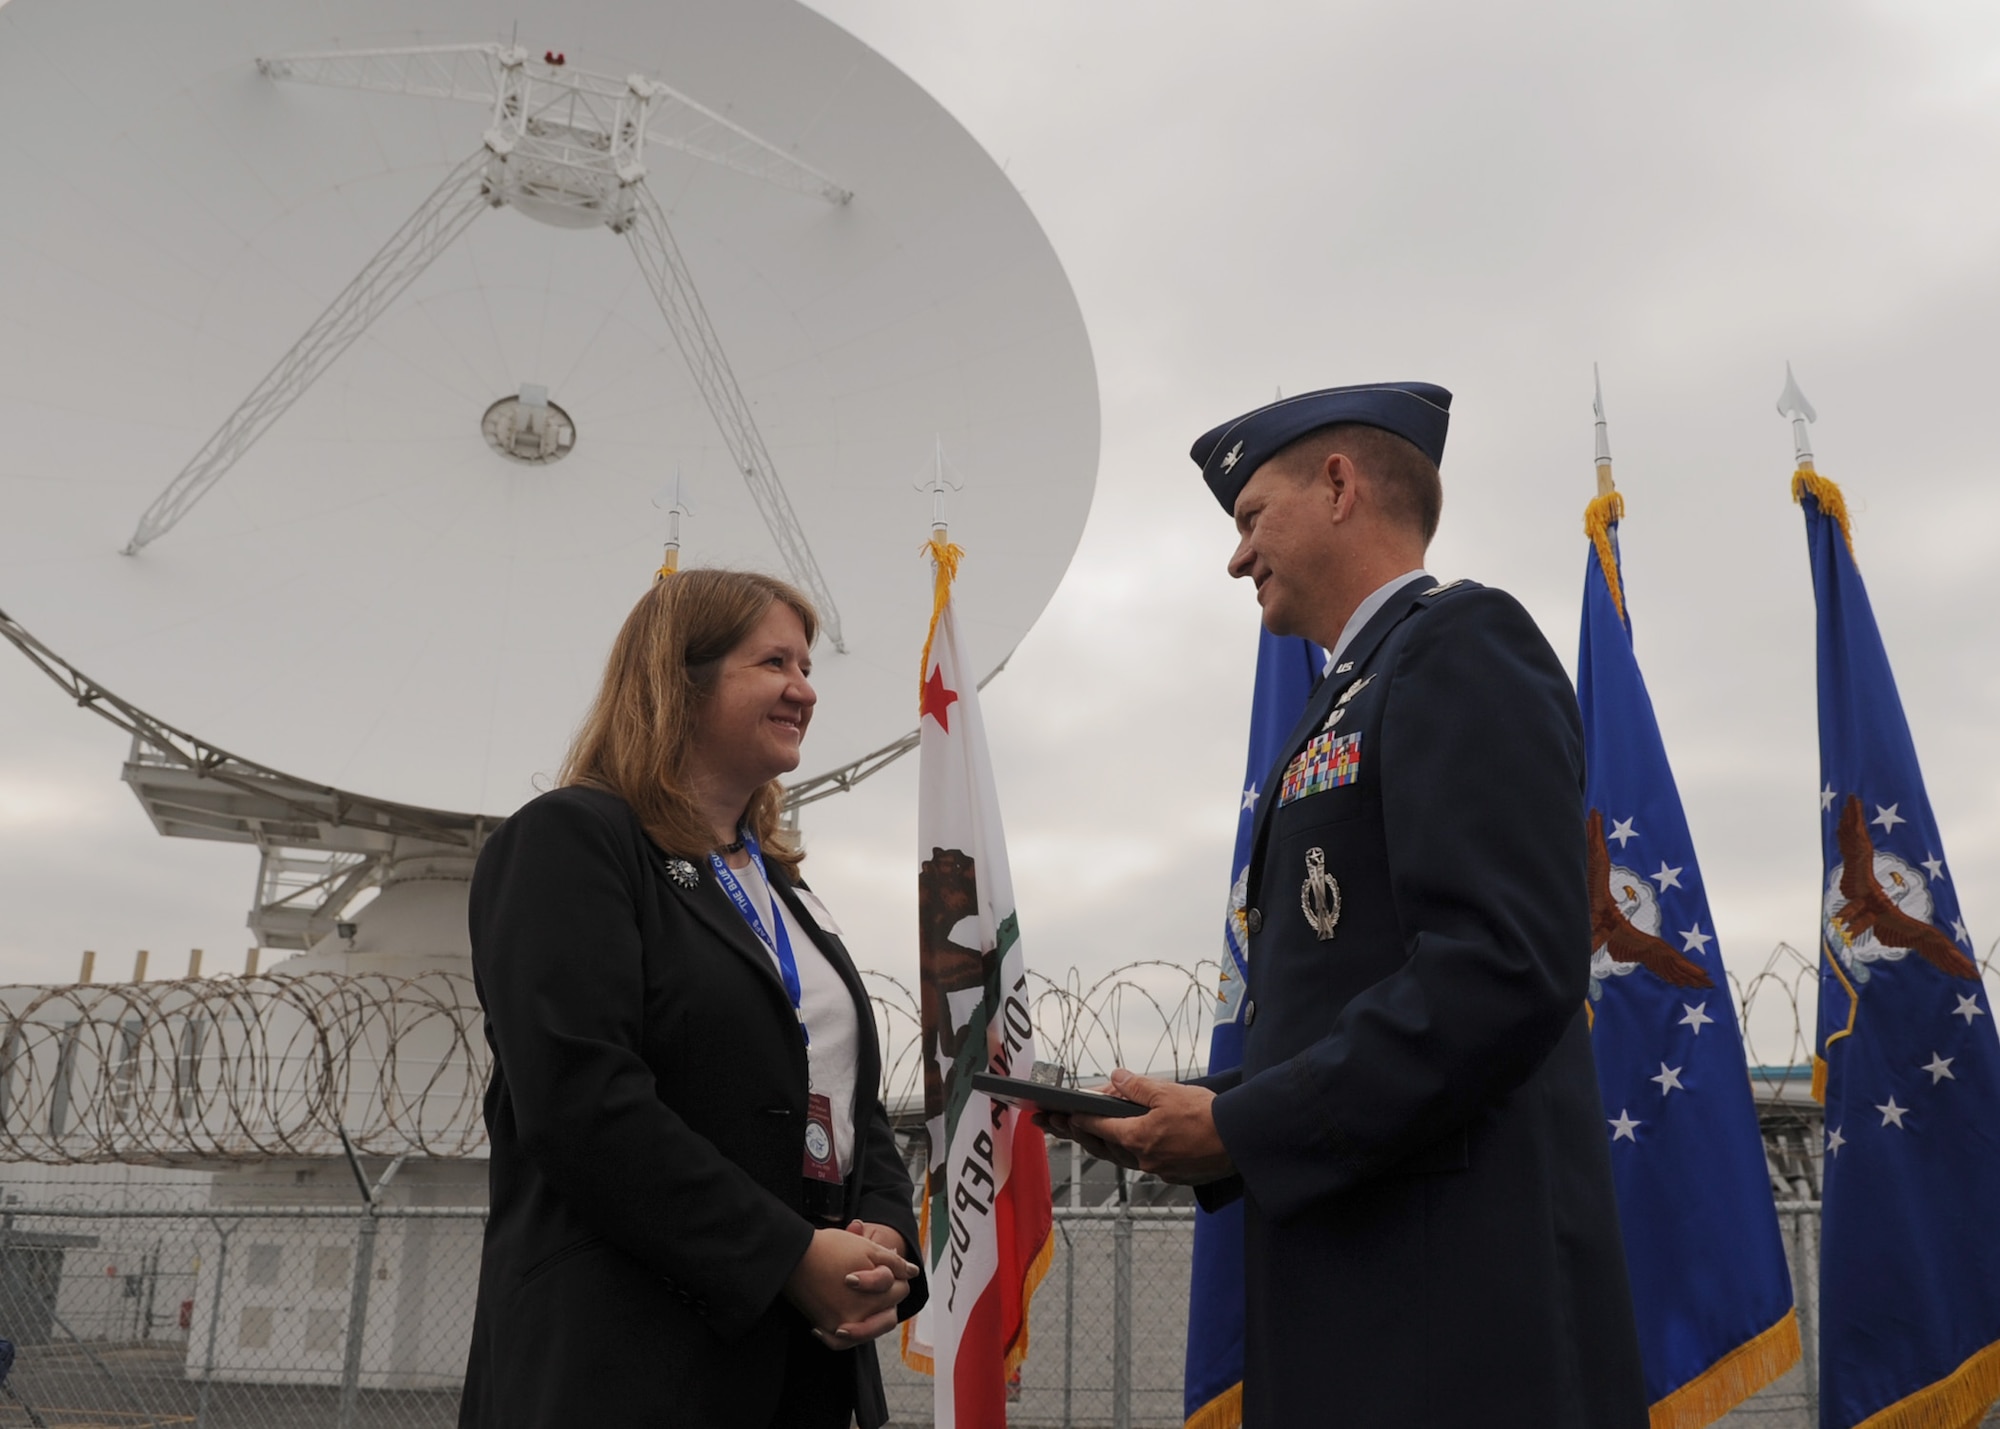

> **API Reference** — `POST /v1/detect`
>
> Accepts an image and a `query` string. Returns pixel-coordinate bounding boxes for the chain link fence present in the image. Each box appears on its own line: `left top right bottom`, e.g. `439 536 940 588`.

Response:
0 1198 479 1428
0 943 1996 1426
0 1194 1957 1429
0 1196 1205 1429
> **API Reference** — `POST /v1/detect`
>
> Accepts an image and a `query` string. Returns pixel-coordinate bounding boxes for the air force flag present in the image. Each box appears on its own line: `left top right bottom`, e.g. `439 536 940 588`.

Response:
1797 467 2000 1429
1183 627 1321 1429
1578 490 1799 1428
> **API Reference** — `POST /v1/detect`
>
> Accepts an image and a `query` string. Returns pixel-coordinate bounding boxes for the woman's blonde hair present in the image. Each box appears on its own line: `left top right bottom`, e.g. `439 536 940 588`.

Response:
560 568 817 873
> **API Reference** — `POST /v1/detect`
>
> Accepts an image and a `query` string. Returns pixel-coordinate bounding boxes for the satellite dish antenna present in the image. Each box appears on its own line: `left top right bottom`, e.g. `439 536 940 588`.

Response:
0 0 1099 824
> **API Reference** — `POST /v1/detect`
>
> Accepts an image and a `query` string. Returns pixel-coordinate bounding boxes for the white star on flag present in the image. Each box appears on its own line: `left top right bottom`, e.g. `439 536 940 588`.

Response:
1923 1053 1956 1084
1609 1110 1640 1141
1650 862 1684 891
1951 917 1972 947
1955 995 1987 1024
1871 803 1905 833
1651 1064 1685 1095
1241 785 1260 812
1877 1097 1908 1129
1826 1127 1846 1156
1680 925 1713 955
1923 855 1945 881
1679 1002 1714 1035
1821 784 1837 812
1608 817 1638 847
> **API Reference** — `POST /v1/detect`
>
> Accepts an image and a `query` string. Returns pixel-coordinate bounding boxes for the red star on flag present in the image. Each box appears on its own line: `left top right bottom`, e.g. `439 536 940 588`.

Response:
921 663 960 732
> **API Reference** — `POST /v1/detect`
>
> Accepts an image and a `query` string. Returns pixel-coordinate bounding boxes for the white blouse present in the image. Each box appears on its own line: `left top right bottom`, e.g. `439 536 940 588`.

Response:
731 860 861 1176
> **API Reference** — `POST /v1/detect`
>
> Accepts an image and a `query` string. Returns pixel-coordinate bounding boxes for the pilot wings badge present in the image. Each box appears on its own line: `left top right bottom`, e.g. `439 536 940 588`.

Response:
1301 847 1342 941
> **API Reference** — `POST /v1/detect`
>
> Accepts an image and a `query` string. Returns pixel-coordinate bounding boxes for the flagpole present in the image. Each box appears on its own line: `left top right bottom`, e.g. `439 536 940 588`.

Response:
1585 365 1627 620
1780 364 1858 562
1777 361 1818 474
653 471 689 580
1593 362 1615 497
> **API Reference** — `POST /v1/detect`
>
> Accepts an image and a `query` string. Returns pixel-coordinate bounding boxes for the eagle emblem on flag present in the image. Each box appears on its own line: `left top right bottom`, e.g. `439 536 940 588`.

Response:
1585 809 1712 997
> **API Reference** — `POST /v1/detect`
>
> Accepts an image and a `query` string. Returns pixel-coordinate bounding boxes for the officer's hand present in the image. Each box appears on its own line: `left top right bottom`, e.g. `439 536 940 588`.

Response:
1035 1107 1141 1171
1072 1070 1236 1185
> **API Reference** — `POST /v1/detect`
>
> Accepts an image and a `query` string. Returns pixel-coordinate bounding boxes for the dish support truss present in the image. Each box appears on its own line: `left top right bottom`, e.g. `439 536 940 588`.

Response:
0 605 943 950
121 43 849 650
0 607 490 953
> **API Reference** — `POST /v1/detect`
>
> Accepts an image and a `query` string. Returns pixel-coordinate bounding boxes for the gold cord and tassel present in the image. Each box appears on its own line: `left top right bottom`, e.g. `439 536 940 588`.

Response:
918 534 965 692
1791 466 1858 562
1583 490 1628 623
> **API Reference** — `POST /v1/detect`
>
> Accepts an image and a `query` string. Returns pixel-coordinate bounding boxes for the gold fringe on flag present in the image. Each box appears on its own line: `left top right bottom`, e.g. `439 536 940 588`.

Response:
1583 490 1628 622
901 1188 936 1375
1791 467 1857 561
1648 1310 1801 1429
897 1158 1060 1387
1184 1381 1244 1429
1003 1220 1058 1384
1851 1335 2000 1429
918 535 965 693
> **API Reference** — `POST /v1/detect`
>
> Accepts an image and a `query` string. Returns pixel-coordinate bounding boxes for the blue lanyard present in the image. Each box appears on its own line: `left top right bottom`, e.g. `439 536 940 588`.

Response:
708 832 809 1048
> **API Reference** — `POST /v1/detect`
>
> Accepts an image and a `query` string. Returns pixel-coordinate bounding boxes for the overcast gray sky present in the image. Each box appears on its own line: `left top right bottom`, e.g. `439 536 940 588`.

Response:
6 0 2000 1068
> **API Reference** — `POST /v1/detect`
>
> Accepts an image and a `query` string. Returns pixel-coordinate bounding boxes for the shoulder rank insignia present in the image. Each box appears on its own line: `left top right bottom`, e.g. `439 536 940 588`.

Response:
1421 577 1469 598
663 857 701 889
1301 847 1342 941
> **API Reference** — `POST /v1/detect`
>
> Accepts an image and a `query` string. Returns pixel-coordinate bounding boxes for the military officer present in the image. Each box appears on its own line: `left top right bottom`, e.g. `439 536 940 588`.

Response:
1055 383 1647 1427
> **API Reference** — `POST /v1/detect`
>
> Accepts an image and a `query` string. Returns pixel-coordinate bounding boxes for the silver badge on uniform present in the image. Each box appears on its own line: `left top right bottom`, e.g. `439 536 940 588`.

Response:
1301 847 1342 941
664 858 701 889
1337 674 1376 706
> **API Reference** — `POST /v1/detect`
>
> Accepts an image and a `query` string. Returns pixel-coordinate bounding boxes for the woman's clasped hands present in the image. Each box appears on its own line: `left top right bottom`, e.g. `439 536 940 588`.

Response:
783 1220 920 1348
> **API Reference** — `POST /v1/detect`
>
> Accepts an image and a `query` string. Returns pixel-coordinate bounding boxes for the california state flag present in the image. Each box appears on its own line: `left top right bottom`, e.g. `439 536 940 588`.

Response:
903 537 1054 1427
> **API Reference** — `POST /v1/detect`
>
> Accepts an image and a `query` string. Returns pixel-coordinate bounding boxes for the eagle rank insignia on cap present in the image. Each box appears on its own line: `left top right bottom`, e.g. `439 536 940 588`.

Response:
663 857 701 890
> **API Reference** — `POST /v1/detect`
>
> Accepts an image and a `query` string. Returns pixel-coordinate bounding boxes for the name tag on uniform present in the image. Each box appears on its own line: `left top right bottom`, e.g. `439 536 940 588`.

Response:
794 888 843 936
1278 731 1362 807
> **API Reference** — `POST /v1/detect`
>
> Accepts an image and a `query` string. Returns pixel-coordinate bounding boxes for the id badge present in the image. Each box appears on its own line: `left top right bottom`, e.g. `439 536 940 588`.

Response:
803 1092 843 1184
801 1092 844 1223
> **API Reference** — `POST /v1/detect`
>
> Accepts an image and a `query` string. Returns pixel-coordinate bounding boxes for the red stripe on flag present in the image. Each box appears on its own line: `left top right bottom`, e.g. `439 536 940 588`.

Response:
996 1114 1053 1372
951 1115 1055 1422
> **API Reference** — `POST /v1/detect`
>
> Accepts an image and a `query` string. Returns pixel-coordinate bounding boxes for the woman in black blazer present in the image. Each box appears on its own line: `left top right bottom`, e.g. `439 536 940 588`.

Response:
459 569 926 1429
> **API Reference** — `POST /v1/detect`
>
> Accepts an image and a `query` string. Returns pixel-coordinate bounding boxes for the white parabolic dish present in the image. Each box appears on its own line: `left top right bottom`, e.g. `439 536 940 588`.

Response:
0 0 1098 815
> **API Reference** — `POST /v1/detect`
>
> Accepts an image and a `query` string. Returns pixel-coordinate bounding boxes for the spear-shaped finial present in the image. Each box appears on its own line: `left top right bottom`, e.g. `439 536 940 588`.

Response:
652 472 691 580
1777 361 1818 472
1592 362 1614 497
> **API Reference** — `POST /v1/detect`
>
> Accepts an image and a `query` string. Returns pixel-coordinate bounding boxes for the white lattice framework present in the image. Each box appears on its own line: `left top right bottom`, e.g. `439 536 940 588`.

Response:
123 43 849 649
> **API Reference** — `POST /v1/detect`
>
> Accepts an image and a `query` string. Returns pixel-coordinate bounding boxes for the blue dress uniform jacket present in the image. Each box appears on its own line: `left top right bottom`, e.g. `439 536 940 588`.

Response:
458 786 926 1429
1199 578 1646 1428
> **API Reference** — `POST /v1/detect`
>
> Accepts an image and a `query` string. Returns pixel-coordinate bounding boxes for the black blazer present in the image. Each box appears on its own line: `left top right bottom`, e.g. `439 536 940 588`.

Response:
1198 580 1647 1428
458 785 925 1429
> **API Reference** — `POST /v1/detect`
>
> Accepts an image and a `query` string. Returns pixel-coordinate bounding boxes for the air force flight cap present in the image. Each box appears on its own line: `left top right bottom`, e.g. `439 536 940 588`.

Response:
1190 381 1453 513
